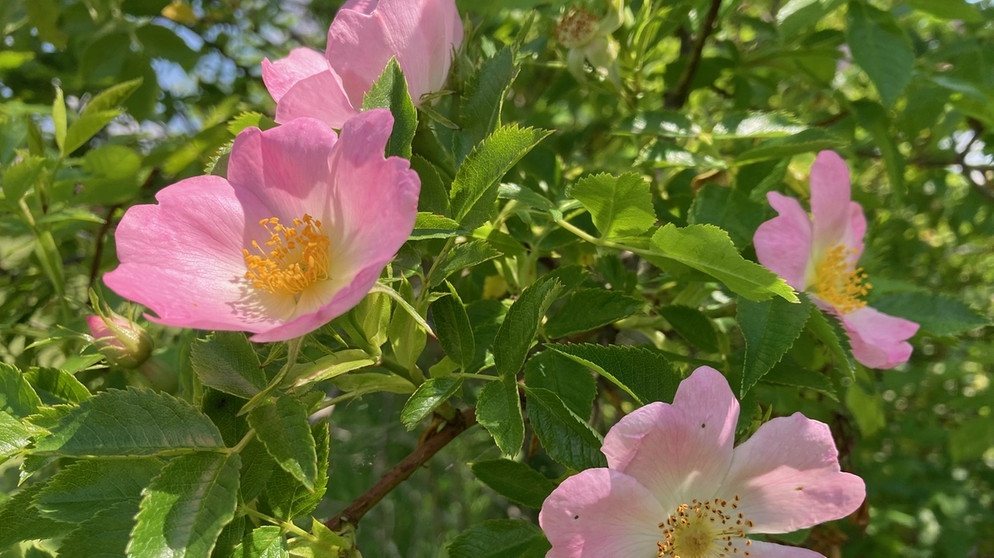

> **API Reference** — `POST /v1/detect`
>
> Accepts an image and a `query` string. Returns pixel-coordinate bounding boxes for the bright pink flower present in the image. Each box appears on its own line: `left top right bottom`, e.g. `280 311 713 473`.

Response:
103 110 419 342
263 0 463 128
754 151 919 369
539 366 865 557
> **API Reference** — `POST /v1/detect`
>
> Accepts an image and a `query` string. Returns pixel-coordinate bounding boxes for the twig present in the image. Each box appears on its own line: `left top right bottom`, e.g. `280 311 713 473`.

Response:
664 0 723 109
325 407 478 533
87 203 122 291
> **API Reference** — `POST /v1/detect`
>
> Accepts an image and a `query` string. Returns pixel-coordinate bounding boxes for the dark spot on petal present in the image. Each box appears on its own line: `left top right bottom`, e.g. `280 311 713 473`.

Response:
573 514 580 520
795 486 804 491
701 423 706 428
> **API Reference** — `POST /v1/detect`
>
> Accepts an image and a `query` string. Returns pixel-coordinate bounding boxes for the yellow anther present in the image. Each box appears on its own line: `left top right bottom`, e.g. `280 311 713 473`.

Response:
242 214 331 296
811 243 871 314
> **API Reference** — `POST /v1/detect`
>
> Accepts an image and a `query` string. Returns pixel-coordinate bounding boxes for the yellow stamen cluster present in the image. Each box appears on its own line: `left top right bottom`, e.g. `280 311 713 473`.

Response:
556 6 599 48
243 214 331 296
657 495 753 557
811 243 871 314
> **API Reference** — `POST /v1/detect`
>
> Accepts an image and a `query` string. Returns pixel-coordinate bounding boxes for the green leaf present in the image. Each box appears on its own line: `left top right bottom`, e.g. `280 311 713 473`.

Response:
449 125 552 230
850 100 904 197
777 0 844 40
659 305 720 353
400 376 463 430
25 368 90 405
362 57 417 158
871 291 988 337
0 410 33 461
544 288 643 339
570 172 656 238
648 224 798 302
52 85 67 152
286 349 378 388
761 361 838 401
411 212 465 239
845 368 884 436
493 279 563 378
59 500 142 558
525 387 605 471
688 183 767 248
261 422 329 520
712 111 807 138
1 155 46 203
82 77 144 115
454 47 519 162
619 110 700 138
33 388 225 457
25 0 67 48
0 362 43 418
476 375 524 457
524 350 596 421
130 452 241 558
136 24 199 70
248 396 317 491
190 332 266 399
846 1 914 107
427 239 502 287
447 519 550 558
548 343 681 405
737 295 813 397
227 111 277 137
79 144 143 204
432 288 476 371
0 483 70 547
35 458 163 523
470 460 557 509
906 0 983 21
735 128 844 164
232 526 289 558
62 109 122 155
806 306 856 375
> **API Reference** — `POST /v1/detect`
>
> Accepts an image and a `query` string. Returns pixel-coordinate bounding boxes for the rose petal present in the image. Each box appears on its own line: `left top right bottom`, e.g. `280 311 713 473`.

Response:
103 177 285 333
809 151 854 254
719 413 866 534
840 306 919 369
262 47 331 103
601 366 738 509
270 70 359 128
326 0 462 106
755 191 813 289
227 118 339 230
539 468 664 558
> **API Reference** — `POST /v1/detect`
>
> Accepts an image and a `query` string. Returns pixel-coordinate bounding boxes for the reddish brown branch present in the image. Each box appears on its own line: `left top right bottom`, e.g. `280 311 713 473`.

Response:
325 407 478 532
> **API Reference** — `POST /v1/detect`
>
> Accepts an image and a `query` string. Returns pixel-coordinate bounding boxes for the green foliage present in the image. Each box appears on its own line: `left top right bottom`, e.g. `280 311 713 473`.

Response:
2 0 993 555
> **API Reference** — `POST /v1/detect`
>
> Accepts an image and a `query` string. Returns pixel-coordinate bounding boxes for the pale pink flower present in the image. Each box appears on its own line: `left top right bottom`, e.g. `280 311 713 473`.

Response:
103 110 419 342
754 150 919 369
539 366 865 558
262 0 463 128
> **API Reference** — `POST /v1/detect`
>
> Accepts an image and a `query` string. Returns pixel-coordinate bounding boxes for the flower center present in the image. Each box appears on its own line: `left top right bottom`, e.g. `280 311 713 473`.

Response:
657 496 753 558
242 214 331 296
556 6 600 48
811 243 871 314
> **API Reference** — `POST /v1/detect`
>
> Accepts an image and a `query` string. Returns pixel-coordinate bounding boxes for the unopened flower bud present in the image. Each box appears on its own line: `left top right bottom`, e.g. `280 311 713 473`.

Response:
87 313 153 369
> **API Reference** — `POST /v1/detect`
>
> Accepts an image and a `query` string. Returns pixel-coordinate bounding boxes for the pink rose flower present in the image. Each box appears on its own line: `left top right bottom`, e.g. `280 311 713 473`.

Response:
262 0 463 128
754 151 919 369
539 366 865 557
103 110 419 342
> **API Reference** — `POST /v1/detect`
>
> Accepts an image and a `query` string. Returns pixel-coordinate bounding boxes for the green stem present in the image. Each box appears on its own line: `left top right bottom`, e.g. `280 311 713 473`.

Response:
241 506 315 541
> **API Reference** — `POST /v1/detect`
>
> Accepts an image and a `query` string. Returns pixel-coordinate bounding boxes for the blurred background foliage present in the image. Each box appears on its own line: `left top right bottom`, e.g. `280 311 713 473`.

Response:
1 0 993 556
